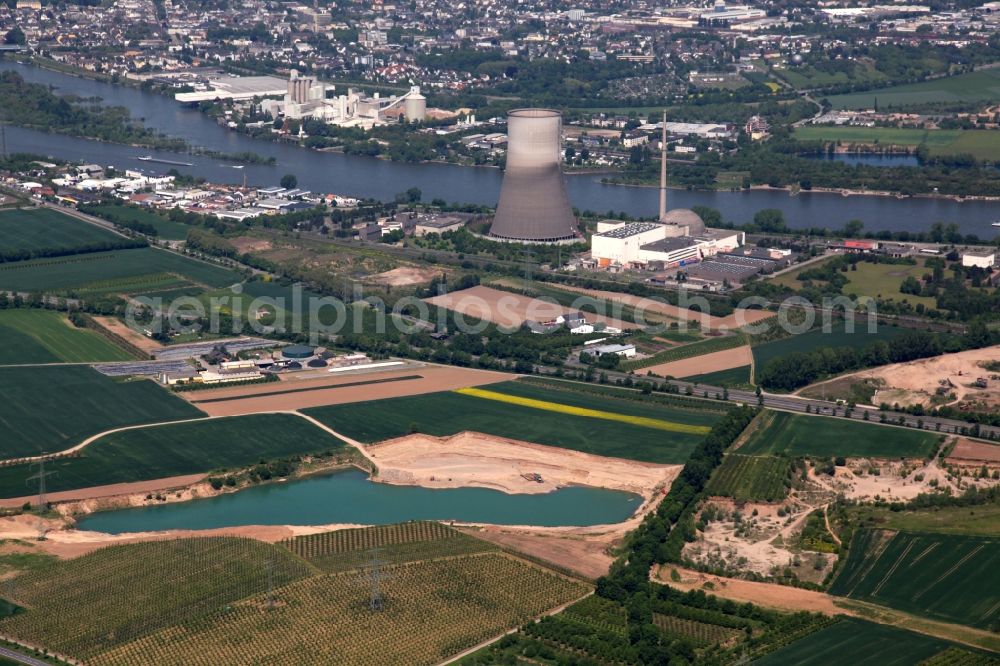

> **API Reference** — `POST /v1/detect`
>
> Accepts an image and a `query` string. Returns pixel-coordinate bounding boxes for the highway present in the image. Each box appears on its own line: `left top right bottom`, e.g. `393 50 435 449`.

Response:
0 645 54 666
553 366 1000 440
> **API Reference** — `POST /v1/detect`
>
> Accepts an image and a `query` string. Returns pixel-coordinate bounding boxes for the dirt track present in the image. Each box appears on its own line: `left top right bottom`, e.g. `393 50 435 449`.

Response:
643 345 752 379
187 365 513 416
424 285 636 330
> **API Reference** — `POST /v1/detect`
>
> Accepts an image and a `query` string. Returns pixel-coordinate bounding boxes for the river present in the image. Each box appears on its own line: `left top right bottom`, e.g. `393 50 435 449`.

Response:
4 60 1000 236
74 468 642 534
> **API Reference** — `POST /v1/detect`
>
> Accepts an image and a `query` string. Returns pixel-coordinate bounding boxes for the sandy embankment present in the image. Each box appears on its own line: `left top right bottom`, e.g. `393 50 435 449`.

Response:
367 431 680 496
643 345 753 379
424 285 636 331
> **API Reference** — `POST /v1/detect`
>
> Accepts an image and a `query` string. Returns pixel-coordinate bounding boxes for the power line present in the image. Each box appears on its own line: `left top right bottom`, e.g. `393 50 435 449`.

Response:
25 459 56 540
360 548 391 612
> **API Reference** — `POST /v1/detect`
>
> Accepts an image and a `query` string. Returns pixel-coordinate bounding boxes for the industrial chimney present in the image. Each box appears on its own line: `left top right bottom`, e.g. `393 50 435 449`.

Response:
489 109 577 243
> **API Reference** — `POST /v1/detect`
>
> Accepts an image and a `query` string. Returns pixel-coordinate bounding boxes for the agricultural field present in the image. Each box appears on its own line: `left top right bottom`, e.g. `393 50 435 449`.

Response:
0 208 129 259
777 60 887 90
829 529 1000 629
281 521 497 572
752 323 910 370
622 334 746 372
304 380 723 463
793 126 1000 162
0 247 239 295
828 68 1000 111
0 538 314 661
705 454 791 502
85 204 192 240
0 309 136 364
683 364 753 387
753 618 976 666
738 410 940 458
0 365 203 459
0 530 588 666
0 413 349 499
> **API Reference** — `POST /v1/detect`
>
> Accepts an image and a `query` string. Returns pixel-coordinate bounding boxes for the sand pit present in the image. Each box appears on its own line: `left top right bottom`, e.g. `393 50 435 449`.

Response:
368 266 440 286
92 316 163 354
947 438 1000 466
186 365 512 416
424 285 636 330
367 431 680 496
846 345 1000 408
643 345 752 379
551 284 775 332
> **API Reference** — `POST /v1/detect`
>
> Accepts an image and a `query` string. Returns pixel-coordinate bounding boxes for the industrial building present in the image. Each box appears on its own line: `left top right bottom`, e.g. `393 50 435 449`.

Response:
962 250 997 269
489 109 579 244
174 75 289 103
260 71 426 128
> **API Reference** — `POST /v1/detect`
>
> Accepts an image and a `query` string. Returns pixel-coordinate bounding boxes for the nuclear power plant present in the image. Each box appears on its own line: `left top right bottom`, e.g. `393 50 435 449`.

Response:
489 109 578 243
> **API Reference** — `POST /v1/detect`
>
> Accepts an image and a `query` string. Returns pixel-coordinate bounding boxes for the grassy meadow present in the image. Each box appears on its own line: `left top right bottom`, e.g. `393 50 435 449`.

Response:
793 126 1000 161
827 68 1000 111
86 204 192 240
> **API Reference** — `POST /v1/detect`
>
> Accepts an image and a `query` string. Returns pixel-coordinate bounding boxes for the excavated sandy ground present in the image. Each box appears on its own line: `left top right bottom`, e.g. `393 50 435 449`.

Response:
552 284 775 332
653 565 844 614
424 285 636 330
92 316 164 354
844 344 1000 408
185 364 513 416
367 431 680 496
643 345 752 379
367 266 441 286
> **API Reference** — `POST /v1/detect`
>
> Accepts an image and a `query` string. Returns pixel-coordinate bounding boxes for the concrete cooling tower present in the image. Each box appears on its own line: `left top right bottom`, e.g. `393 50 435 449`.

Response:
489 109 577 243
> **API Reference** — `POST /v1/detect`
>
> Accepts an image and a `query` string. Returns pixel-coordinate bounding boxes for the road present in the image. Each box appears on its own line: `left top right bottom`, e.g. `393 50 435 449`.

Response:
555 366 1000 440
0 645 56 666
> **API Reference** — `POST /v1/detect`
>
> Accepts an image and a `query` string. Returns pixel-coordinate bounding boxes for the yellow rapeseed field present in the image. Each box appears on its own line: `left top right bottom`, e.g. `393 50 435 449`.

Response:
454 388 712 435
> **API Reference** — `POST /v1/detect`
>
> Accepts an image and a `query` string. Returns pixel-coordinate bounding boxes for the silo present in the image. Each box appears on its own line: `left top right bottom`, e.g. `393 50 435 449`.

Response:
489 109 576 242
404 86 426 122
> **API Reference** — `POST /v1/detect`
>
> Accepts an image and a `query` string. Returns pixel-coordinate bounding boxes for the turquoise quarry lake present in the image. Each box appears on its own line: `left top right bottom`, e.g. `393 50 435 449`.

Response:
74 469 642 534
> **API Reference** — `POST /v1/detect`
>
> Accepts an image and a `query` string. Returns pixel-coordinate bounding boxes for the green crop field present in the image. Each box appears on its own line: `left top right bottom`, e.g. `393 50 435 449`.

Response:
752 323 910 369
829 530 1000 629
304 380 722 464
683 364 752 387
706 454 791 502
0 413 349 499
738 410 940 458
828 68 1000 111
0 309 135 364
0 208 126 257
754 618 968 666
0 247 238 295
841 262 939 309
86 204 192 240
793 126 1000 161
0 532 587 666
0 365 203 459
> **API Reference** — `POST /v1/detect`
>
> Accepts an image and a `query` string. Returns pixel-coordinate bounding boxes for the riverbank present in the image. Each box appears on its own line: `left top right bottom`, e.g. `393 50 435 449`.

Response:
601 176 1000 203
